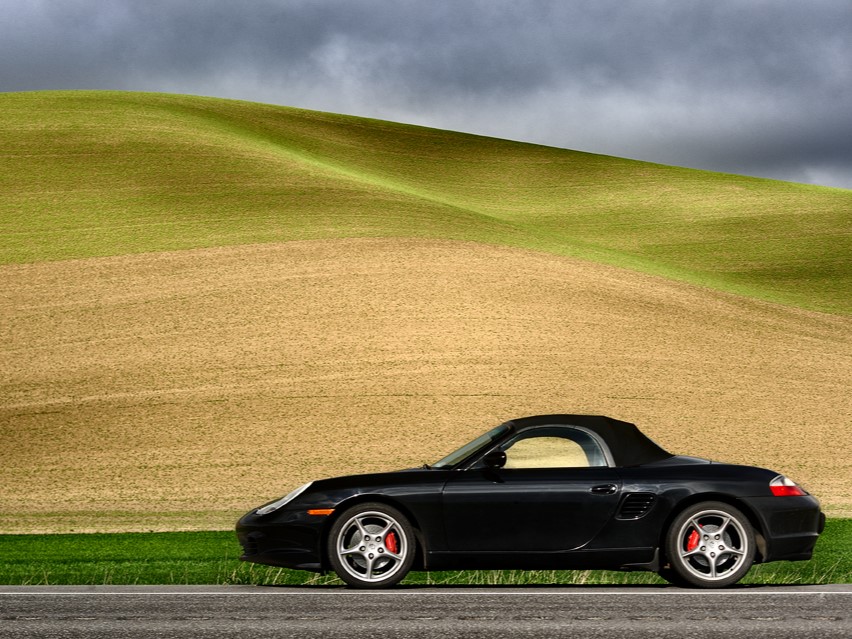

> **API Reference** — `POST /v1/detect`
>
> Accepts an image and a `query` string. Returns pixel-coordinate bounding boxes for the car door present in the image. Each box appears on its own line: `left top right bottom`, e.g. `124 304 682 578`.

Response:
442 426 622 552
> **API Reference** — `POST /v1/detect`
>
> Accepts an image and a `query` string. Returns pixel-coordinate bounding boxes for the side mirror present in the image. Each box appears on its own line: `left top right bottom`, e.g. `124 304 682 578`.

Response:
482 450 507 469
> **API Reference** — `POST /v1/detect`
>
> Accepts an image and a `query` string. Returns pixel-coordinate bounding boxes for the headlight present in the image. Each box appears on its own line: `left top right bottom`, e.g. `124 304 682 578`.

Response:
256 482 313 516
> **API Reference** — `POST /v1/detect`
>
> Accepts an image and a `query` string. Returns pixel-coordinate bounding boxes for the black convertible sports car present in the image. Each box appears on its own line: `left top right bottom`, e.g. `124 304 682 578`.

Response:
236 414 824 588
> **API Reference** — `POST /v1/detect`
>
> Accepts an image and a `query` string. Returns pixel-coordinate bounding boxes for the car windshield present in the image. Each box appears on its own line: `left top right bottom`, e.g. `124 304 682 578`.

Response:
431 424 509 469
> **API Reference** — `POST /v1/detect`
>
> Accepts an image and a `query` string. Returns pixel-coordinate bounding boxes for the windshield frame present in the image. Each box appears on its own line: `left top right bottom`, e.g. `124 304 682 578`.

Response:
431 424 510 469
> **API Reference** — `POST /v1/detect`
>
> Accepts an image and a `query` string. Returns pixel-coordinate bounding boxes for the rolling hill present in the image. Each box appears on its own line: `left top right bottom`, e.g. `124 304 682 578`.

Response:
0 91 849 532
1 90 849 313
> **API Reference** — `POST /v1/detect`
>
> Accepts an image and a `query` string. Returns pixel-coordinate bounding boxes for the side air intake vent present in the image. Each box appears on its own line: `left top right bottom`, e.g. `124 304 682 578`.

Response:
617 493 656 519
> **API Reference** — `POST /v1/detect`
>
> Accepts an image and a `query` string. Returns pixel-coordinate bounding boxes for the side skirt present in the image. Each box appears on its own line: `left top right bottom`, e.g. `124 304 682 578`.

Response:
424 547 657 572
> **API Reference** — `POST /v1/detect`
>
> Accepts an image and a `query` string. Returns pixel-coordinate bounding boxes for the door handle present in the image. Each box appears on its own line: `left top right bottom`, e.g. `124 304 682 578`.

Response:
591 484 617 495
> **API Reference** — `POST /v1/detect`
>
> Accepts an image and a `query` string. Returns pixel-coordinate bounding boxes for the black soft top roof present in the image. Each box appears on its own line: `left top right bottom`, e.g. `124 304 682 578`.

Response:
502 414 673 468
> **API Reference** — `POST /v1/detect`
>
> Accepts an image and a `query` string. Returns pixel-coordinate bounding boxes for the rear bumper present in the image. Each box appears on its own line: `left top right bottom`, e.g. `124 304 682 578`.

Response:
740 495 824 562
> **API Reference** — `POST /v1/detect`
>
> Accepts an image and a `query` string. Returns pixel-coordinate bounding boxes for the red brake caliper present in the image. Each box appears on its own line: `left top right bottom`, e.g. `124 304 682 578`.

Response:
686 528 700 552
386 531 399 554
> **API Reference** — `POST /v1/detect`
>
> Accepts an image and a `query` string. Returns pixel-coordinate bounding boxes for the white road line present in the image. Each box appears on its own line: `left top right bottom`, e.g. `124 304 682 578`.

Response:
0 590 849 596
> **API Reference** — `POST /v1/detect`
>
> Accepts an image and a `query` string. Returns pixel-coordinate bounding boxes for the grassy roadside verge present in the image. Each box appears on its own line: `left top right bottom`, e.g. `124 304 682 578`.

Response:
0 520 848 586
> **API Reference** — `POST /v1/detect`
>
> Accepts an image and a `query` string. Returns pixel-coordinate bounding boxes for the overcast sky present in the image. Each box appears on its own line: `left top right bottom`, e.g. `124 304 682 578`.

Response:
2 0 851 188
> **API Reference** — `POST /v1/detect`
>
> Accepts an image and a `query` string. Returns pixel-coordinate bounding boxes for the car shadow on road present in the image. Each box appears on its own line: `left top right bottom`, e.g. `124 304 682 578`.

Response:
263 582 826 591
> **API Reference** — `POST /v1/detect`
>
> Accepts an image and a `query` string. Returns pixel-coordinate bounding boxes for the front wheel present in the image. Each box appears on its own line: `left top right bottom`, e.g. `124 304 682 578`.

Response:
663 501 755 588
327 502 416 588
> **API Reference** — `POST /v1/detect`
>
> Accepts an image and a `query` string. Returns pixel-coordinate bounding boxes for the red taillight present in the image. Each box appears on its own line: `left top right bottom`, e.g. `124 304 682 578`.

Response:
771 485 806 496
770 475 807 497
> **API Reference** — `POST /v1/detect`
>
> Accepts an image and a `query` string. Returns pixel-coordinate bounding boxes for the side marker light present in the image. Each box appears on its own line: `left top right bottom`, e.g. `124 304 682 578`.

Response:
307 509 335 516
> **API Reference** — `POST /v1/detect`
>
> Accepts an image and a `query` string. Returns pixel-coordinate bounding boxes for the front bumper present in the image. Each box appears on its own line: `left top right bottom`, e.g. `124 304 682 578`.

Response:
236 508 325 572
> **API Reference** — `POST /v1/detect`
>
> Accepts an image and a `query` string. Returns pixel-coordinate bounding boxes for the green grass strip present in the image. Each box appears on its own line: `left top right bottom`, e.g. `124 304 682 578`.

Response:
0 520 848 586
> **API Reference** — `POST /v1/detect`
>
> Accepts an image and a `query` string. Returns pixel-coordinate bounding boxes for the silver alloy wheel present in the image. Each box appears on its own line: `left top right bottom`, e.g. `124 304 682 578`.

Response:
334 510 409 584
675 508 749 582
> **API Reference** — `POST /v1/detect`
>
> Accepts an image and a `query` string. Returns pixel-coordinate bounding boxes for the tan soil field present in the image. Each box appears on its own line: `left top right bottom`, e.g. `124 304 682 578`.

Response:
1 238 849 533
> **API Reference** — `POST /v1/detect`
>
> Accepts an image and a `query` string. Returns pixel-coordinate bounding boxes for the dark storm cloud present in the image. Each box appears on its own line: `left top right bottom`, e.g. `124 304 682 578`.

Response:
2 0 851 188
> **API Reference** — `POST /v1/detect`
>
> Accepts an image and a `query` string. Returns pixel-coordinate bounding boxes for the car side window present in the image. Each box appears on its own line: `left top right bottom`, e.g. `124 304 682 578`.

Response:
501 427 607 468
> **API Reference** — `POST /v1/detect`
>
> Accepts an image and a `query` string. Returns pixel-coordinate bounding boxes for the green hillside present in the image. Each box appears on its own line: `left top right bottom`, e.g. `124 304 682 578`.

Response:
1 90 849 313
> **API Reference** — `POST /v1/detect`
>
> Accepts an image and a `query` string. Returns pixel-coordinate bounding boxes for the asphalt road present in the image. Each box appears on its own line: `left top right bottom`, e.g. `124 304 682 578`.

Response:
1 585 849 638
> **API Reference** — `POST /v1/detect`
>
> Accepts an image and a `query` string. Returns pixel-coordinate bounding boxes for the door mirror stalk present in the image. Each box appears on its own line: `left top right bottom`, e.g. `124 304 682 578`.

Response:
482 450 507 469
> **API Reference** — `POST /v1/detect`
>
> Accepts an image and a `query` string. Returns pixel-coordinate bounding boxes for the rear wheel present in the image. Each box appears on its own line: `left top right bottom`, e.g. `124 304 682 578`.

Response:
327 502 415 588
663 501 755 588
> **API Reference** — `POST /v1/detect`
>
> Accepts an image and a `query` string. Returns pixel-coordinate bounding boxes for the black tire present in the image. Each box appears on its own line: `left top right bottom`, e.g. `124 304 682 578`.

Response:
327 502 416 588
664 501 755 588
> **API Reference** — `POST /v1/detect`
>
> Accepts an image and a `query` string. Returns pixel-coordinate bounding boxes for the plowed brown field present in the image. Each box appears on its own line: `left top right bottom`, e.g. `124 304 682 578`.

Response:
1 238 849 532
